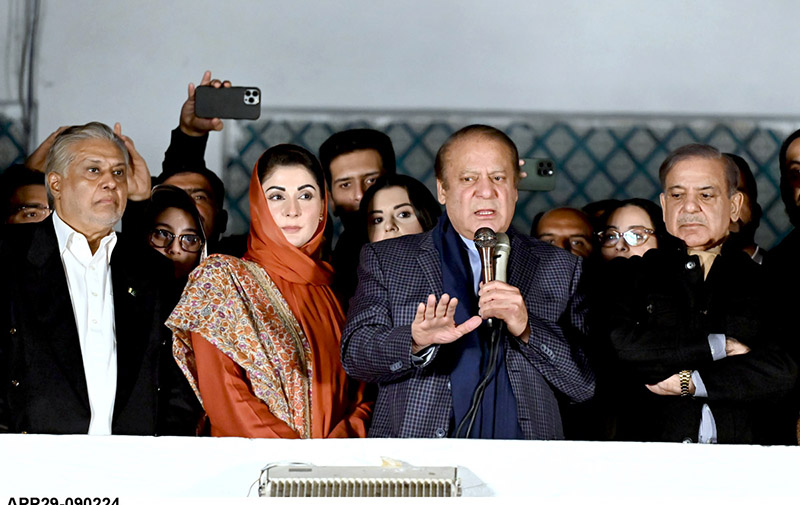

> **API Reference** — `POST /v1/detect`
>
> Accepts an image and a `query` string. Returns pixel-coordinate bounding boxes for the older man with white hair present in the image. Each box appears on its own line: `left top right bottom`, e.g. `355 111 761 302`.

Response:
0 122 198 435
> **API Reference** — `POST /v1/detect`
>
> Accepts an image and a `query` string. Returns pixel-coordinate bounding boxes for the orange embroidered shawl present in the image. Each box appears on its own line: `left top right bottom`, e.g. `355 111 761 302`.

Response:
167 155 370 438
168 254 313 436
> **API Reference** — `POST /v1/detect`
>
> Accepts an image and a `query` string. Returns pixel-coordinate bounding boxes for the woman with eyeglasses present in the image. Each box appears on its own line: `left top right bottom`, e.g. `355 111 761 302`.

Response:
144 184 206 280
166 144 371 438
575 198 667 441
597 199 665 261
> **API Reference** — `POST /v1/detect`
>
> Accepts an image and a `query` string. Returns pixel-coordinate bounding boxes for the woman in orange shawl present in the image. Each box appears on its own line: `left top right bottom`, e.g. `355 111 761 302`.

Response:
167 144 371 438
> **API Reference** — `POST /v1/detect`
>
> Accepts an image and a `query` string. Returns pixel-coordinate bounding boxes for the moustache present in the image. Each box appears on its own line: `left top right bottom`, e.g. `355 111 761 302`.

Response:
677 215 706 225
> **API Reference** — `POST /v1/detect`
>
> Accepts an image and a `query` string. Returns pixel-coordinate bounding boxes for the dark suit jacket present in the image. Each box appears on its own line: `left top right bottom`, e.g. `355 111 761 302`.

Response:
0 217 198 435
762 228 800 443
341 228 595 439
592 239 798 444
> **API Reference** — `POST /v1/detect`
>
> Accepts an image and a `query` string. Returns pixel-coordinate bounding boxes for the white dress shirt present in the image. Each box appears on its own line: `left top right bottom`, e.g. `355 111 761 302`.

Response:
52 211 118 435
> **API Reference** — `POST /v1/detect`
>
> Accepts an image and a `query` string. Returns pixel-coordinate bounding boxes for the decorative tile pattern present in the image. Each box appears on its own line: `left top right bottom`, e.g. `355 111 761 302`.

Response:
223 112 800 249
0 113 27 170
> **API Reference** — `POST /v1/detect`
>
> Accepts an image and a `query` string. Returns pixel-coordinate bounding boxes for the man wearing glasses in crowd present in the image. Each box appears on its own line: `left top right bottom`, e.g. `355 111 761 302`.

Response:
1 164 51 225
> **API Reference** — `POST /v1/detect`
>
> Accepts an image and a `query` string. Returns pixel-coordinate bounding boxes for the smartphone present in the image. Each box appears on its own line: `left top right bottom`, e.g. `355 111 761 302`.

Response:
195 86 262 120
518 158 556 192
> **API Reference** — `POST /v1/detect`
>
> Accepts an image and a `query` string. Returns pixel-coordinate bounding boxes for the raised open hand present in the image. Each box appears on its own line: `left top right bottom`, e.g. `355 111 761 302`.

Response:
179 70 232 136
114 123 151 201
25 126 69 172
411 293 482 354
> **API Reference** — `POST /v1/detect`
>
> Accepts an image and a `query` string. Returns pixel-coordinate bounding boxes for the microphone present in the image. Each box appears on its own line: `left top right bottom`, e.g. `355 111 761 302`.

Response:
494 232 510 283
474 227 497 286
454 229 509 438
474 227 498 329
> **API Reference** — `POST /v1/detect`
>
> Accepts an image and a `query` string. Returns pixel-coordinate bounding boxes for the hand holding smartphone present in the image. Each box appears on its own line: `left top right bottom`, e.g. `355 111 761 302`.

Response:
518 158 556 192
194 86 262 120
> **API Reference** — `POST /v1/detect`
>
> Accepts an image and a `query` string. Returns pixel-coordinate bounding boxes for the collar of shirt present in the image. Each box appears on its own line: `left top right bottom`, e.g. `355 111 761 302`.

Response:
751 244 764 264
688 245 721 281
459 234 482 295
52 210 118 267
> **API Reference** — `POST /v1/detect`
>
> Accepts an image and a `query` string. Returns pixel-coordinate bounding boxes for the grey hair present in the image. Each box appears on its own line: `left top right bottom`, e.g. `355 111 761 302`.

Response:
658 143 739 197
44 122 129 199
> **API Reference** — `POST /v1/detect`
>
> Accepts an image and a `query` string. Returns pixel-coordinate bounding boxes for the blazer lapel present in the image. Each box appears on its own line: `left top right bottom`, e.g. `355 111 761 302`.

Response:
25 219 89 407
110 237 151 420
417 231 444 297
508 229 537 296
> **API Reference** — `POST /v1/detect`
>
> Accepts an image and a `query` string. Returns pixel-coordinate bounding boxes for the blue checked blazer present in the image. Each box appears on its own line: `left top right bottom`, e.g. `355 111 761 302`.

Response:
341 228 595 439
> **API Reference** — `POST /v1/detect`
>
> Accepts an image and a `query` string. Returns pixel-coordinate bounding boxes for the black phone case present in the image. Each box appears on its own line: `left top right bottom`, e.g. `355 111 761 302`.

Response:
518 158 556 192
195 86 261 120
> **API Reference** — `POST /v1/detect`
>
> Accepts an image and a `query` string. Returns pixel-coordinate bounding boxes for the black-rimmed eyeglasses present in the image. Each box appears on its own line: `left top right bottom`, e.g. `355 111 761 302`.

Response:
597 227 654 248
148 229 204 253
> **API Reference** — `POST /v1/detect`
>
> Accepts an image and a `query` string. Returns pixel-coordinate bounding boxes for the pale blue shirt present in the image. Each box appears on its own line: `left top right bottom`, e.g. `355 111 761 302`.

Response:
458 235 482 295
692 333 726 443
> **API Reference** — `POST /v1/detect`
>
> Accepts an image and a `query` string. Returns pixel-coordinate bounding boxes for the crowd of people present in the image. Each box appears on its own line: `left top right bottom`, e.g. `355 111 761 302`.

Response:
0 70 798 445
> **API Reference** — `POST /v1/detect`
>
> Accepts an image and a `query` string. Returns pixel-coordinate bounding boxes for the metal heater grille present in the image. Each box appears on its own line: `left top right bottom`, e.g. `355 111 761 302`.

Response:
259 465 460 498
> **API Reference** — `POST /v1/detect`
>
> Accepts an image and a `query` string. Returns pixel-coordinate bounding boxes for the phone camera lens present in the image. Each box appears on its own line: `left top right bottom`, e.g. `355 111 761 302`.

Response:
252 90 259 97
245 91 252 97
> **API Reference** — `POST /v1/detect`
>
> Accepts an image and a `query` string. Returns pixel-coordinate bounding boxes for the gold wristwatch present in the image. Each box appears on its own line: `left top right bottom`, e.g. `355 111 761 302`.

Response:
679 370 692 397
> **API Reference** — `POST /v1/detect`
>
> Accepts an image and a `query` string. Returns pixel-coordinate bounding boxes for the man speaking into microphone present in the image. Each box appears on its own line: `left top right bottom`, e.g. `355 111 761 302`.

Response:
342 125 595 439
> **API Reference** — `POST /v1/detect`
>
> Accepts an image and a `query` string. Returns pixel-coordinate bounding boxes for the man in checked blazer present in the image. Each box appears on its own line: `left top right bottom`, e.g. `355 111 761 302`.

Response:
342 125 595 439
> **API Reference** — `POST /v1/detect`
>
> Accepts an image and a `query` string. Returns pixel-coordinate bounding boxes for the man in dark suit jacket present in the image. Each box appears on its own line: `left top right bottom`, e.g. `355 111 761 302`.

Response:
592 143 797 444
342 125 595 439
0 122 197 435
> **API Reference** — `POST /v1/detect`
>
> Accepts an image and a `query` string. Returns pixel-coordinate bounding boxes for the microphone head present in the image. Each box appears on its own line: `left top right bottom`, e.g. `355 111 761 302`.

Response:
474 227 497 249
493 232 511 283
495 232 510 252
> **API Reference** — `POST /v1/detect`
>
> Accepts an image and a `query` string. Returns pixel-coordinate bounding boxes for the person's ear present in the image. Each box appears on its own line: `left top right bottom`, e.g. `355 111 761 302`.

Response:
48 172 62 200
729 191 744 223
436 179 446 205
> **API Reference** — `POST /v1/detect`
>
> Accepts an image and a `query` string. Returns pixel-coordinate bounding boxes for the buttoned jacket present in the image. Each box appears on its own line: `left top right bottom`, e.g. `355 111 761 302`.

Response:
592 240 798 443
0 217 197 435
